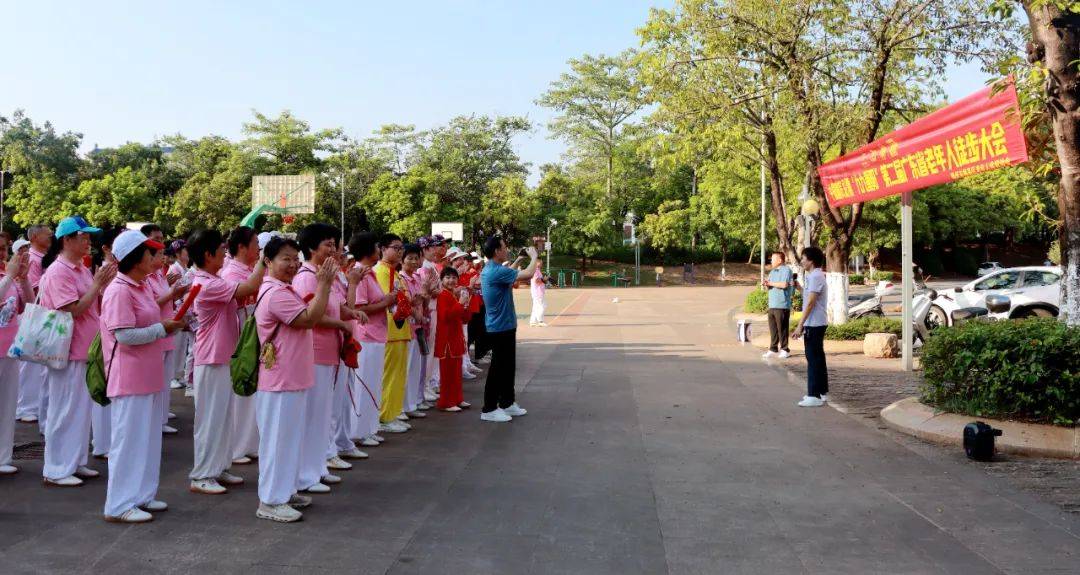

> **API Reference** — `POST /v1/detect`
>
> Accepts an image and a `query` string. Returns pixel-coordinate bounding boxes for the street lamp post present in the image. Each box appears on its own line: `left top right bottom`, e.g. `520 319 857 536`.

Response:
546 218 557 277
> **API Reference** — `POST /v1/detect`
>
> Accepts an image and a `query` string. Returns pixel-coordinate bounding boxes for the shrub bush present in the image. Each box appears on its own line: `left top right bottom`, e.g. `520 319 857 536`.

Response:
744 288 801 314
869 270 895 282
848 273 865 285
823 317 902 340
921 319 1080 426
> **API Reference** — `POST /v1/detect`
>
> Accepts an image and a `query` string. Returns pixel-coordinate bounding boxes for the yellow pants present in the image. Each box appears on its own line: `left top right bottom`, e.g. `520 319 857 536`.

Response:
379 341 409 423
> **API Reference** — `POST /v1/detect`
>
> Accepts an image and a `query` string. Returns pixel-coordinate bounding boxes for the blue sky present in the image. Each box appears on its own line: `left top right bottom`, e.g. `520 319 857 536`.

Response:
6 1 993 184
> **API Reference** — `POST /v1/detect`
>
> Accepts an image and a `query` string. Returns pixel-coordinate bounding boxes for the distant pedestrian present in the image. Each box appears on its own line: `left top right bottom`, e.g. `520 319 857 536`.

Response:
762 252 793 360
792 247 829 407
529 270 547 327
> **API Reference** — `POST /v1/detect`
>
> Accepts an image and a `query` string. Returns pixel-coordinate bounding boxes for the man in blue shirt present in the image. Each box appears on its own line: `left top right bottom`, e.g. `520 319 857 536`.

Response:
479 236 538 423
762 252 794 359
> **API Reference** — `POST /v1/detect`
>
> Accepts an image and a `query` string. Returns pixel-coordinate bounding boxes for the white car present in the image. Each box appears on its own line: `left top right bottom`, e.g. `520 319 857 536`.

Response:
926 266 1061 328
977 261 1004 277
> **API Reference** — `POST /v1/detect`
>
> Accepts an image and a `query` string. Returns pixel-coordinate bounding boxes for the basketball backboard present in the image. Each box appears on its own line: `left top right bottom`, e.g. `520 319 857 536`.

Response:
431 222 464 242
252 174 315 214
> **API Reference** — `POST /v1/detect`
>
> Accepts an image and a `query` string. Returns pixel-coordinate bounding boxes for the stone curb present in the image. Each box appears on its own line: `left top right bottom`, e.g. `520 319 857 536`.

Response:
881 397 1080 460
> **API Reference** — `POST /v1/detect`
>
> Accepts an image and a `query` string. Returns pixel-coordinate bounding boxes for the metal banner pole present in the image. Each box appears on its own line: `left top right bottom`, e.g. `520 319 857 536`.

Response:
901 192 914 371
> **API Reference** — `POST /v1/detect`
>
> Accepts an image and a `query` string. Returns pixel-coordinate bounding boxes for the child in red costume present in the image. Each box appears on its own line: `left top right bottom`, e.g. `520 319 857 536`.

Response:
434 267 473 412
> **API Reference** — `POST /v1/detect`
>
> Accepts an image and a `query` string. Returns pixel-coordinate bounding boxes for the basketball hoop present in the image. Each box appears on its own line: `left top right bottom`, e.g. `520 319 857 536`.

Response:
283 214 296 225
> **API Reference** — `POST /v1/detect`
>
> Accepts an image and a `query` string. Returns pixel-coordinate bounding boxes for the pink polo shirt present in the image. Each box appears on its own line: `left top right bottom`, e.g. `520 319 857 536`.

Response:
38 255 99 362
0 273 24 352
101 274 164 398
401 269 423 338
192 269 240 366
255 277 314 392
28 248 44 290
146 270 176 352
352 267 387 343
292 262 345 366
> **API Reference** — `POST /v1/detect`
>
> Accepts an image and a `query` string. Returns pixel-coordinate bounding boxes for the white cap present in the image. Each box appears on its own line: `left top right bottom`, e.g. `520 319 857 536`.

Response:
113 230 164 263
257 231 282 250
11 239 30 253
470 251 480 259
445 246 464 260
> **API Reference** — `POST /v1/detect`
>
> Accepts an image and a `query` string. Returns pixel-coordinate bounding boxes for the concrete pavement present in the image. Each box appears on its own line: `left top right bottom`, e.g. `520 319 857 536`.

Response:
1 286 1078 574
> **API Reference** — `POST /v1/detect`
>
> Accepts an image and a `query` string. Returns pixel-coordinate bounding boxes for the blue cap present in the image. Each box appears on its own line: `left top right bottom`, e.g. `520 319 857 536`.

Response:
55 216 101 238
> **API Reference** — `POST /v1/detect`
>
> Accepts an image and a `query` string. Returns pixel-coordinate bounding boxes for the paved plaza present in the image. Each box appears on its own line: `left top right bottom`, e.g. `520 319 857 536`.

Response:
2 286 1079 574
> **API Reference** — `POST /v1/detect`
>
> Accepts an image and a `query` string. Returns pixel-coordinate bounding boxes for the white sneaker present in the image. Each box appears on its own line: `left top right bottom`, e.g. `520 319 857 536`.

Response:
288 494 312 509
190 478 226 495
161 425 178 435
397 420 412 430
139 500 168 512
339 447 368 460
18 415 38 423
417 402 432 411
167 412 177 420
169 379 184 390
379 422 407 434
359 437 380 447
327 456 353 471
105 507 154 523
75 466 100 479
458 401 471 409
217 471 244 485
44 475 83 487
503 403 527 417
0 464 18 475
778 350 791 359
424 390 439 402
321 474 342 485
462 370 477 380
184 386 195 397
232 456 253 465
820 394 829 403
762 350 777 359
406 410 427 418
480 408 512 423
442 406 462 412
396 413 410 421
257 502 302 523
372 434 385 442
302 482 331 494
797 396 825 407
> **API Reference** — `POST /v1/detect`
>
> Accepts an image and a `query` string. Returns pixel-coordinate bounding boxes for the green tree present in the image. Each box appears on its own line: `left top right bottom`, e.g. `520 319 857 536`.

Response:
64 167 156 227
7 172 72 228
538 50 648 205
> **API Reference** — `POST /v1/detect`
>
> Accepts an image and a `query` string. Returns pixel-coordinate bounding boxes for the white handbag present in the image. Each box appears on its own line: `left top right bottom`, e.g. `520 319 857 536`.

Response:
8 302 74 369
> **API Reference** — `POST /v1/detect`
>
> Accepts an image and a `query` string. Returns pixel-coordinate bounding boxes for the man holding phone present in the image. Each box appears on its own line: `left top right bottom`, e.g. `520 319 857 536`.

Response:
479 236 538 423
762 251 793 359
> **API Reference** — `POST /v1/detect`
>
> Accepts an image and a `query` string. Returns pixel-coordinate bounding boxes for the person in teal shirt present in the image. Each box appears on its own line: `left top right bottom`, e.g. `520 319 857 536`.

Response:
762 251 794 359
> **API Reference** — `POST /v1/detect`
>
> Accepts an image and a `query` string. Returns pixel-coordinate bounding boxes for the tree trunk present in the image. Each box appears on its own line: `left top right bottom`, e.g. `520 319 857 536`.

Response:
763 118 795 261
1026 2 1080 325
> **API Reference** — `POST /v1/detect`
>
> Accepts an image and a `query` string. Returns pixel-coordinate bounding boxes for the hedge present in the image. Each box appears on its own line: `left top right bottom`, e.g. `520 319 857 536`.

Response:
744 288 801 314
824 317 902 340
868 270 895 282
921 319 1080 426
848 273 865 285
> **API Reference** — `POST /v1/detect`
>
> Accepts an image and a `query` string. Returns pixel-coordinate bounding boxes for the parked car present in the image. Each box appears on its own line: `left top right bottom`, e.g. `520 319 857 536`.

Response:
926 266 1061 329
976 261 1004 277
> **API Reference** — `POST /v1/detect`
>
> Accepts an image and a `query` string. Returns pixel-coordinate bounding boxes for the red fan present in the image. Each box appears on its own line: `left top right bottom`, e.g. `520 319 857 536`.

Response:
392 289 412 327
340 334 361 368
173 284 202 321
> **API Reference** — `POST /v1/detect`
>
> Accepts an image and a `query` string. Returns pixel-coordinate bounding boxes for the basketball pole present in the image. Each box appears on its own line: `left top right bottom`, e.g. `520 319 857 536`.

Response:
339 173 345 247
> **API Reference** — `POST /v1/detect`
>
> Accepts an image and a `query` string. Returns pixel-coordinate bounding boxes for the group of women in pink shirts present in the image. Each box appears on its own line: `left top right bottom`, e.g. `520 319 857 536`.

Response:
0 217 487 524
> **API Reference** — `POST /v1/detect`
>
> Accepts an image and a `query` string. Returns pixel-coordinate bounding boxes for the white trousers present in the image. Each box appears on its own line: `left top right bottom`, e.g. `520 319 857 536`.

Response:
183 331 196 386
298 366 334 490
0 358 20 466
171 332 191 381
16 361 49 432
326 361 353 459
104 392 163 517
349 342 384 439
91 402 111 456
190 364 234 480
256 389 306 505
42 361 91 480
231 393 259 460
426 313 439 391
530 296 546 324
161 349 176 424
405 340 423 413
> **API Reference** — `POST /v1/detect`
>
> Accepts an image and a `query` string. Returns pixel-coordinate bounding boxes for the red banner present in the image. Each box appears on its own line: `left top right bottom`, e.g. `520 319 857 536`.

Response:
819 79 1029 208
